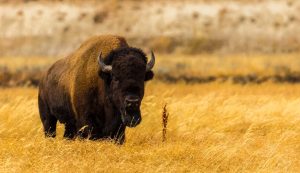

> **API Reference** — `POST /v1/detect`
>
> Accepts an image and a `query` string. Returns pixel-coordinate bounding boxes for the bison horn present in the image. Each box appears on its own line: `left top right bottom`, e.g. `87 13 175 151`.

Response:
146 51 155 71
98 52 112 73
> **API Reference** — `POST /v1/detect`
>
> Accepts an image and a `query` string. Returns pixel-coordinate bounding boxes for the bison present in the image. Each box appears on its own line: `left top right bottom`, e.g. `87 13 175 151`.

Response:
38 35 155 144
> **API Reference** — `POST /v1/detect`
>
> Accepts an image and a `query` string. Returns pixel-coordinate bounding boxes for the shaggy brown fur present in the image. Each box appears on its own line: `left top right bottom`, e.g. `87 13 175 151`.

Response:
38 35 154 144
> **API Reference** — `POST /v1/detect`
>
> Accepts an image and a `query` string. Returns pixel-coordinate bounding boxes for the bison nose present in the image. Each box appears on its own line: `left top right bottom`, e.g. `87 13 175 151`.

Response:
125 97 139 108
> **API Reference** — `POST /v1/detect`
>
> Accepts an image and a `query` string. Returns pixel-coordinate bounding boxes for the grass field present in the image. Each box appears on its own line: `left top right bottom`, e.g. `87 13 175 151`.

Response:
1 54 300 172
1 81 300 172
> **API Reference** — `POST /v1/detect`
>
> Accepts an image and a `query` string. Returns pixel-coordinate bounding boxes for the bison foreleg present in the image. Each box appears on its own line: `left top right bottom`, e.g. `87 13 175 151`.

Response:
64 122 76 139
113 125 126 144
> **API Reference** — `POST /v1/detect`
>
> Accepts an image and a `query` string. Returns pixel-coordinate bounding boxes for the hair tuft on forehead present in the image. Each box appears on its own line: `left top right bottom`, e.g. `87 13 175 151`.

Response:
104 47 147 65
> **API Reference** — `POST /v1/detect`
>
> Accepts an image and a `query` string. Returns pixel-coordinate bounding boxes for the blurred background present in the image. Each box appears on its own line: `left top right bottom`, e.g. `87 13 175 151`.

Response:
1 0 300 86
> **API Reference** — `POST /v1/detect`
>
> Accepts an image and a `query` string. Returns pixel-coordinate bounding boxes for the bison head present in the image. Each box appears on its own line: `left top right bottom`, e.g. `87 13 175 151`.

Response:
98 47 155 127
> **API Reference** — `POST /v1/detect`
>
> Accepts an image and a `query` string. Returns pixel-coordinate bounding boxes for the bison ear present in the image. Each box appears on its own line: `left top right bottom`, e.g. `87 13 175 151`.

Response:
145 70 154 81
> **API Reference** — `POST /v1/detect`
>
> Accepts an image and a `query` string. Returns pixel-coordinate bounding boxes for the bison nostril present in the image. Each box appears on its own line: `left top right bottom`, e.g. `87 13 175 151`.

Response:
125 98 139 108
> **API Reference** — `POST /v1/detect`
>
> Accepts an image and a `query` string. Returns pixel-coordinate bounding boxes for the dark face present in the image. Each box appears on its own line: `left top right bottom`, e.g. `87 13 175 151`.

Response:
100 54 154 127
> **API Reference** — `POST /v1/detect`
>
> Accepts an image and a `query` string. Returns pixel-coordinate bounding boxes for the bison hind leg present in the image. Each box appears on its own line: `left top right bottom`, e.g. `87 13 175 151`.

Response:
38 94 57 138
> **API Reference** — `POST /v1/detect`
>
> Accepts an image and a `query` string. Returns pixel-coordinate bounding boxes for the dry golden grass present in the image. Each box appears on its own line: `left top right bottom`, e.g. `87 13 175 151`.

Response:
1 82 300 172
1 54 300 172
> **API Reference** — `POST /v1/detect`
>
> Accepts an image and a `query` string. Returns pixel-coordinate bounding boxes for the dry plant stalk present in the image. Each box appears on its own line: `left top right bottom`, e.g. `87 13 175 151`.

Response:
162 103 169 142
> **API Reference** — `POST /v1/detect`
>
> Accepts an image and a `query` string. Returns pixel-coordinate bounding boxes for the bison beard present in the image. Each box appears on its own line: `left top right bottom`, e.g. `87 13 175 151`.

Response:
38 35 155 144
121 108 142 127
120 96 142 127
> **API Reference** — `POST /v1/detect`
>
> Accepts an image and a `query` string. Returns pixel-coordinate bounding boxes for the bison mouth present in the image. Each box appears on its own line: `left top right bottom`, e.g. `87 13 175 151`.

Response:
120 108 142 128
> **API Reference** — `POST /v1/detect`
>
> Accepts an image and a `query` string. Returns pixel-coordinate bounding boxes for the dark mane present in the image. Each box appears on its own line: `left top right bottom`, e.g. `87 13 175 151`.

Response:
104 47 147 65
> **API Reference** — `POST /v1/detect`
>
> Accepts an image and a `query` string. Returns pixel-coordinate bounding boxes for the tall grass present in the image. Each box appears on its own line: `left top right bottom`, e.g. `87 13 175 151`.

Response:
1 83 300 172
162 104 169 142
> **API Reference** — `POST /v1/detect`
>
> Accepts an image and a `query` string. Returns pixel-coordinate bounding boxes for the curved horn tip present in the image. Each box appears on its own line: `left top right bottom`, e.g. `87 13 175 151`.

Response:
98 52 112 72
146 50 155 71
97 52 103 62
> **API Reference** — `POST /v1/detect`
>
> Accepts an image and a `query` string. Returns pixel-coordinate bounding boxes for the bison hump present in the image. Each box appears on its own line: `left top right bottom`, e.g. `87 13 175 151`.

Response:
59 35 129 118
